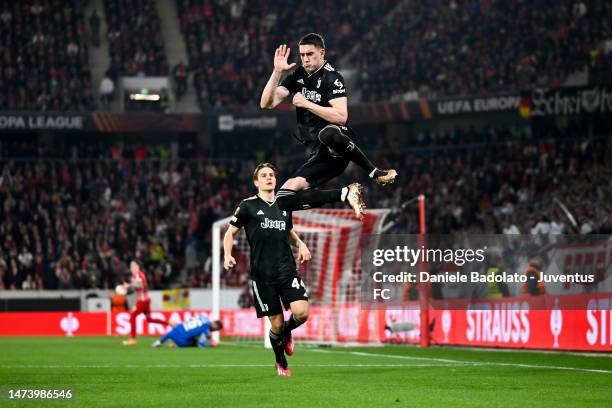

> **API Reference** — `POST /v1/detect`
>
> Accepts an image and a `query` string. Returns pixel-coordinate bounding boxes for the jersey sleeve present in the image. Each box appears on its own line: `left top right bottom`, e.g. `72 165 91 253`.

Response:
279 68 301 94
229 202 249 229
325 71 347 100
287 211 294 230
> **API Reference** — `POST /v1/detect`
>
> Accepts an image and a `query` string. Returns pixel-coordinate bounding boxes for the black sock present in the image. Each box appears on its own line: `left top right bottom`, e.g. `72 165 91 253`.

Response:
284 314 305 335
269 330 287 368
318 126 377 174
277 188 341 211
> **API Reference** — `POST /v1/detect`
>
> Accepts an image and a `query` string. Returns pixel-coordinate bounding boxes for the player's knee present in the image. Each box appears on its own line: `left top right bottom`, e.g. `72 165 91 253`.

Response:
281 177 309 191
270 319 284 333
294 310 309 323
269 315 284 333
318 125 343 147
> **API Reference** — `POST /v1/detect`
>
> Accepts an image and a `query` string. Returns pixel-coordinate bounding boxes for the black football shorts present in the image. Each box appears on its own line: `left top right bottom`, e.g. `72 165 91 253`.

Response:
250 275 309 318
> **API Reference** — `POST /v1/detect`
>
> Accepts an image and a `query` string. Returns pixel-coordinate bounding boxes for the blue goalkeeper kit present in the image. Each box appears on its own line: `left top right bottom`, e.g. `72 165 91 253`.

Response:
160 316 212 347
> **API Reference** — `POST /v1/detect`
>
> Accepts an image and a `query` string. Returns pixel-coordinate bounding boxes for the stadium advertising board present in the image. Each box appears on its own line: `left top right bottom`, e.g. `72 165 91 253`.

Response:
528 87 612 116
1 301 611 351
0 113 200 132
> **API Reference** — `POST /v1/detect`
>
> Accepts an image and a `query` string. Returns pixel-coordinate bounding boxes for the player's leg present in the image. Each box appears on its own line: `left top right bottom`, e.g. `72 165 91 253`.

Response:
317 125 397 185
143 307 168 327
276 149 365 219
250 280 290 376
279 276 310 356
267 313 290 376
140 298 168 328
123 301 145 345
276 176 342 210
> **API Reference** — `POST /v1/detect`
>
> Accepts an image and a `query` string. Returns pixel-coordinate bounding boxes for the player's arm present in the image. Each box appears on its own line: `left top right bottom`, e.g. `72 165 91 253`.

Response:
293 71 348 124
224 204 248 269
260 71 290 109
293 95 348 125
223 225 240 270
289 228 311 264
260 44 295 109
153 330 173 347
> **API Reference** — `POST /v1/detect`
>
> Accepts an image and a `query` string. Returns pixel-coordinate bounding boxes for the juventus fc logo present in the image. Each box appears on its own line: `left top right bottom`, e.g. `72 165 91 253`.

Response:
316 78 321 88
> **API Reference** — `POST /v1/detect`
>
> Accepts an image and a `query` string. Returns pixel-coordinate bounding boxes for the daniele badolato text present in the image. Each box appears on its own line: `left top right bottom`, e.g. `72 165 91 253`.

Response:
372 270 594 284
369 246 594 284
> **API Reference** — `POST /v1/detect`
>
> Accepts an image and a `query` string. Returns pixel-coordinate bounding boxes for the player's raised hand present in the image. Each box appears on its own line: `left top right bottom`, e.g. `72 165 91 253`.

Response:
297 242 311 264
224 255 236 270
274 44 296 73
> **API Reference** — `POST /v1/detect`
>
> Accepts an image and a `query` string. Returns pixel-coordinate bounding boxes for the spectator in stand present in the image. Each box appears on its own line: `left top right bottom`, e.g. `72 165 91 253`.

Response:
89 10 101 47
173 62 188 99
99 75 114 110
238 285 254 308
0 0 93 111
103 0 168 77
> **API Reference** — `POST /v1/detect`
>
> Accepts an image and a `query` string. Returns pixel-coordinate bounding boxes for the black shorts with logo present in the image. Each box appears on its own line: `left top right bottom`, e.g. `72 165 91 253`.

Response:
292 125 356 188
250 275 309 318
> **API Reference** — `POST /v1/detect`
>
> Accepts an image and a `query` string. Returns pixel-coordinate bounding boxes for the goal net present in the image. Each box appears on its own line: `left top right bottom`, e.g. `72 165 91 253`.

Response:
212 208 391 345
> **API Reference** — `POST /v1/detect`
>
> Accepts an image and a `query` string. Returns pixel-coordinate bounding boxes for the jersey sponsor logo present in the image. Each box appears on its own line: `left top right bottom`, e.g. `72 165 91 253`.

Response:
332 88 346 94
323 63 334 71
302 88 321 103
257 210 265 215
297 78 304 84
260 218 286 231
334 79 344 89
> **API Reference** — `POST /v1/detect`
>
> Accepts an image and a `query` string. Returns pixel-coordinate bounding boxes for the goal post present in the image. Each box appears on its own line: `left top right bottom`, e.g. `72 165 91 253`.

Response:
212 209 391 344
212 197 428 346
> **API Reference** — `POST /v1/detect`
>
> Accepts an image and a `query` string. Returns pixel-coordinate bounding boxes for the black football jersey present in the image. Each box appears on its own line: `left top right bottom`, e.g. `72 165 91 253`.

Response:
280 61 348 145
229 195 296 284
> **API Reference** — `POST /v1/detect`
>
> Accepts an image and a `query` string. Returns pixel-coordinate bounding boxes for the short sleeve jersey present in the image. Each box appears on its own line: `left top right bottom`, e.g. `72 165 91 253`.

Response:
280 60 347 145
229 195 296 284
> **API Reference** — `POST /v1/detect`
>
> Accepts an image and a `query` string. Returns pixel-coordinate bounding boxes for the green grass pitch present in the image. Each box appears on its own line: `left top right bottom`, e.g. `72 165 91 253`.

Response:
0 337 611 407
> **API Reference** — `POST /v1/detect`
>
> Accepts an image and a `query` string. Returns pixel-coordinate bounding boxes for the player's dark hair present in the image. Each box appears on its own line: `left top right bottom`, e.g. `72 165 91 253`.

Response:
252 163 278 181
212 320 224 331
299 33 325 49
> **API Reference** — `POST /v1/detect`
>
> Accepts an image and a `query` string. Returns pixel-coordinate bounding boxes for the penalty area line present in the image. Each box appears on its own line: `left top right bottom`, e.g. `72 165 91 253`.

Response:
307 349 612 375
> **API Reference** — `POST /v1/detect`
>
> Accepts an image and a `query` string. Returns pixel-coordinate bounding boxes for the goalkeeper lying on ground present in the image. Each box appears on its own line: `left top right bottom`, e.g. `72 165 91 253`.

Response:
152 315 223 348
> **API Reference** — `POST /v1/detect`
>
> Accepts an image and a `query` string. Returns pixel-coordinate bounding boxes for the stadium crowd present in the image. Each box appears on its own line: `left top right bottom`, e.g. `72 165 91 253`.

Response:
0 119 610 292
357 0 612 102
175 0 397 111
103 0 168 79
2 0 609 112
0 0 94 111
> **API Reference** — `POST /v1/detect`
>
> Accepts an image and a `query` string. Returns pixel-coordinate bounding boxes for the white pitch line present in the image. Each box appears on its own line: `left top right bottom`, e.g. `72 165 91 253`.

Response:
307 349 612 375
0 363 474 369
